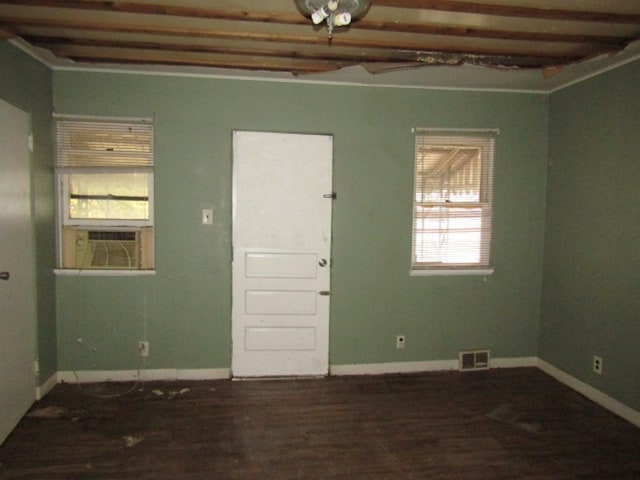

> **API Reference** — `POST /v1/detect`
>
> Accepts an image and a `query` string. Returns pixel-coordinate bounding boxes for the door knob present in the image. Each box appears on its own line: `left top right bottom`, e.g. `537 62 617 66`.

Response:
0 271 9 281
318 259 328 267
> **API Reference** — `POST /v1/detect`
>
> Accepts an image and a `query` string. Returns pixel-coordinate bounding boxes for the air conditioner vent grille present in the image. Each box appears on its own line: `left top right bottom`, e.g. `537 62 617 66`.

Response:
459 349 490 371
88 230 136 241
89 239 138 268
76 230 140 269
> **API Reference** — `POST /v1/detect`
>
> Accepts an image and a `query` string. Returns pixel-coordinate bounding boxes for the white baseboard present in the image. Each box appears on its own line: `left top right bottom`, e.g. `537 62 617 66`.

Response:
35 373 58 400
491 356 538 368
54 358 536 383
537 359 640 429
330 359 457 376
57 368 231 384
174 368 231 380
330 356 537 376
45 359 640 430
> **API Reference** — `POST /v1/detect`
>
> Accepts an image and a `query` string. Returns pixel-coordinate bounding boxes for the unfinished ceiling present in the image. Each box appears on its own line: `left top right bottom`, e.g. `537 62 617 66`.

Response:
1 0 640 91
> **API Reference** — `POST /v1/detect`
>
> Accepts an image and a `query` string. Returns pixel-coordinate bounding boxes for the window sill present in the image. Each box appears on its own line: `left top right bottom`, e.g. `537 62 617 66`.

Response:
410 268 494 277
54 269 156 277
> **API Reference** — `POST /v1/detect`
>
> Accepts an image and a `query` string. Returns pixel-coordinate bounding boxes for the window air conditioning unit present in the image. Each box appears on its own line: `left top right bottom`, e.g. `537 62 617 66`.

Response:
62 227 153 269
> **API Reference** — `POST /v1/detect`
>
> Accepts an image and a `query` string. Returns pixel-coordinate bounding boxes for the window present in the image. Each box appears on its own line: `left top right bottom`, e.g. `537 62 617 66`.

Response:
56 118 154 271
411 130 495 274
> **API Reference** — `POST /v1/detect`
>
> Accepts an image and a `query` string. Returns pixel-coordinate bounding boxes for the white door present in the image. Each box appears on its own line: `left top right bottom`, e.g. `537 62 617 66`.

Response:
0 99 37 444
232 131 333 377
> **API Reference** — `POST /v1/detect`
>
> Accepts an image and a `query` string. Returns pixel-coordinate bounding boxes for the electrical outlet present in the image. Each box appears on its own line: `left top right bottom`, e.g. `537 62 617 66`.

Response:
138 341 149 357
396 335 406 349
593 355 603 375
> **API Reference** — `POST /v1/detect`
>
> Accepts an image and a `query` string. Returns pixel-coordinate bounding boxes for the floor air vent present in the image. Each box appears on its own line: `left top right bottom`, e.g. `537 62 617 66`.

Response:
459 350 490 371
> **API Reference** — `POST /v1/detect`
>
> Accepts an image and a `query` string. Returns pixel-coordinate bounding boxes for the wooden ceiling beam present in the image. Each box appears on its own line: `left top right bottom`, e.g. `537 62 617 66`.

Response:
4 0 640 25
42 44 346 74
0 16 334 45
25 35 580 69
373 0 640 24
0 0 632 47
61 56 327 75
63 56 332 75
0 0 309 24
0 16 607 60
43 42 578 71
357 20 631 47
22 35 401 64
24 39 583 71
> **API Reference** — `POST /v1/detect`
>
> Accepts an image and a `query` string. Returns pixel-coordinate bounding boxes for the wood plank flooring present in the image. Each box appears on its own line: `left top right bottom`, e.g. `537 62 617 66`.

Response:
1 368 639 479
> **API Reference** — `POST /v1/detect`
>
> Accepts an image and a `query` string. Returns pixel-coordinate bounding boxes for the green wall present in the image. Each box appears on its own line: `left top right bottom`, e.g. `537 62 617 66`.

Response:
53 71 548 372
4 35 638 419
541 60 640 411
0 41 56 383
3 34 638 420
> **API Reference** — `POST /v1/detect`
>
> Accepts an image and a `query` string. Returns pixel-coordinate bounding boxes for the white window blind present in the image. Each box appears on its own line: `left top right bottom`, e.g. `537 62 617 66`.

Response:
411 129 496 272
56 119 154 168
56 119 154 224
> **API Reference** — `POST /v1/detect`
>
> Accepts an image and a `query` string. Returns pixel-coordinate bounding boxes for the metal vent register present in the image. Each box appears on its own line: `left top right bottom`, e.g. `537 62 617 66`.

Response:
459 350 490 371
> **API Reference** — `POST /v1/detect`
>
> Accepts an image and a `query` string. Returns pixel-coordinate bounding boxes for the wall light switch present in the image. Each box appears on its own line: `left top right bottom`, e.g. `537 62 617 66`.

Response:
202 208 214 225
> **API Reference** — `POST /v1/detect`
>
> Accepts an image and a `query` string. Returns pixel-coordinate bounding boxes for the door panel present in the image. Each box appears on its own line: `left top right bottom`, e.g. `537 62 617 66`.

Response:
245 252 318 278
232 131 332 377
245 289 317 315
245 327 316 351
0 99 36 444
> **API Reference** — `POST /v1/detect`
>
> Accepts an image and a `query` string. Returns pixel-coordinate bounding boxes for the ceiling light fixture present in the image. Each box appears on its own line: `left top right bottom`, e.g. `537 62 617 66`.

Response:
294 0 371 39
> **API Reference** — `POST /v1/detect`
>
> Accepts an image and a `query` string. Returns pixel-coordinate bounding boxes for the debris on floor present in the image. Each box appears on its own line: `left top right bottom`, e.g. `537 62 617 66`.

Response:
123 435 143 447
171 388 190 398
27 406 67 418
486 404 541 434
151 387 190 399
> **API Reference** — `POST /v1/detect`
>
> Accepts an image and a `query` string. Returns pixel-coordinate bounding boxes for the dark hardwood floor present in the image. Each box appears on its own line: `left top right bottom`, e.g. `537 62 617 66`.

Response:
1 368 639 479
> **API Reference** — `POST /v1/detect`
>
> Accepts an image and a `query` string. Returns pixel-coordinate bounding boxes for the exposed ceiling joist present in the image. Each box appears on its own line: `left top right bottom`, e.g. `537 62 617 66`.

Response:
0 0 639 81
373 0 640 24
5 0 640 25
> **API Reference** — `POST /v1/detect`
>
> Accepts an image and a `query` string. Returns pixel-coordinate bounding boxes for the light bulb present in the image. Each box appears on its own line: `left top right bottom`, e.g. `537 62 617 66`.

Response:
327 0 339 11
311 5 330 24
333 12 351 26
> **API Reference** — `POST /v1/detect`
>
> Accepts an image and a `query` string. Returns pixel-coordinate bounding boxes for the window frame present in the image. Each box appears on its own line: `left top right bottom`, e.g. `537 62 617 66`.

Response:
60 166 154 228
54 116 155 273
410 129 497 276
